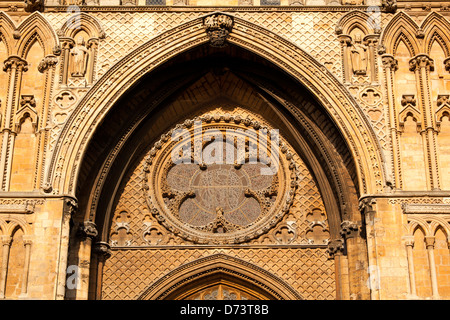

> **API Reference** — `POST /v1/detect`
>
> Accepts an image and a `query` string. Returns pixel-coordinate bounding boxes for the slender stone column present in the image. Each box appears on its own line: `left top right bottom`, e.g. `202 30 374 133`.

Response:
86 38 99 85
327 239 346 300
74 221 98 300
60 38 75 86
0 235 12 299
93 241 111 300
359 198 380 300
55 198 77 300
340 220 369 299
404 235 417 298
1 56 28 191
424 236 440 299
381 54 401 189
19 235 33 298
409 54 440 190
364 34 379 84
338 35 352 85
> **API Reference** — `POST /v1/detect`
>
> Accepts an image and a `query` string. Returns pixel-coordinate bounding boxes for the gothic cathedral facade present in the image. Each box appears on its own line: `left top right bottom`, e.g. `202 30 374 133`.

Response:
0 0 449 300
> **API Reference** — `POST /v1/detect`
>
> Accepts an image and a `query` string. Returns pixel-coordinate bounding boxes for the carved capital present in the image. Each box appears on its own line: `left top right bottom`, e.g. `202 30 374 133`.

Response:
3 56 28 72
63 198 78 218
337 34 352 47
94 241 111 260
203 13 234 48
77 221 98 240
409 54 434 72
444 57 450 73
38 55 59 73
60 38 75 50
424 236 435 248
340 220 359 238
0 235 12 247
327 239 344 258
87 38 99 49
359 197 376 213
363 34 379 46
381 54 398 71
404 235 415 247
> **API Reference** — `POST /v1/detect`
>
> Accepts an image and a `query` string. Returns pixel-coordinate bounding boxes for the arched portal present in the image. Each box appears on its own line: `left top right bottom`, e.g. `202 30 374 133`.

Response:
62 13 381 300
137 254 303 300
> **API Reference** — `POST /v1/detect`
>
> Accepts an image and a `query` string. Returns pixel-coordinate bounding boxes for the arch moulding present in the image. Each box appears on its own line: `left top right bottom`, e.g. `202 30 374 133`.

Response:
137 253 303 300
45 12 385 197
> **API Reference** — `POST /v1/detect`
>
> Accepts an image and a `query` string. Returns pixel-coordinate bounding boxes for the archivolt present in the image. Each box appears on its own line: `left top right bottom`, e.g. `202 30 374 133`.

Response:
137 253 303 300
45 12 385 197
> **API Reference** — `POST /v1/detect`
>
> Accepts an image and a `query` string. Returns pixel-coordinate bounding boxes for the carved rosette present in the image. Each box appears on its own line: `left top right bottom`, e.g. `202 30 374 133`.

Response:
203 14 234 48
142 113 299 244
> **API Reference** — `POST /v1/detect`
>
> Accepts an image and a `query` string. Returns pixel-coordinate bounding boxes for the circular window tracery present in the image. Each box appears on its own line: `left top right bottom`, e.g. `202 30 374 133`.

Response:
142 112 299 244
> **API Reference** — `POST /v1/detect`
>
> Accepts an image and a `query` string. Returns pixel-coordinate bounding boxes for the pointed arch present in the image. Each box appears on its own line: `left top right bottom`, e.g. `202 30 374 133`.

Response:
45 13 386 199
380 12 420 56
15 12 59 58
58 12 105 39
0 12 16 57
336 10 379 35
0 216 30 237
137 254 303 300
421 12 450 57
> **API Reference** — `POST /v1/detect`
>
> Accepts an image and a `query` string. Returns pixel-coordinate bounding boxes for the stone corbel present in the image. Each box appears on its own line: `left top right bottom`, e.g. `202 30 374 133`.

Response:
37 55 59 74
94 241 111 258
77 220 98 240
203 13 234 48
327 239 345 258
381 0 397 13
340 220 360 239
63 198 78 219
444 57 450 73
24 0 44 12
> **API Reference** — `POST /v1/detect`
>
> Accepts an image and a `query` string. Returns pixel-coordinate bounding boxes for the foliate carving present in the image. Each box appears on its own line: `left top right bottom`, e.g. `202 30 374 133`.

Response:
444 57 450 72
24 0 44 13
94 241 111 260
340 220 359 238
327 239 344 258
381 54 398 71
77 221 98 240
37 55 58 73
203 14 234 48
63 198 78 218
382 0 397 13
3 56 28 72
143 113 299 245
409 54 434 72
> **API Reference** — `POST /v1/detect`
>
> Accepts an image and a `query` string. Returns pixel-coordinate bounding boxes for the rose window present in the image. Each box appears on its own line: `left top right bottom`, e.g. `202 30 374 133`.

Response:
142 113 298 244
